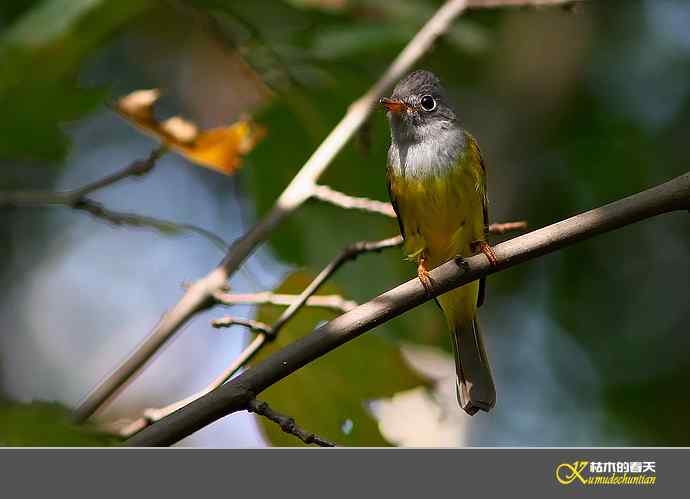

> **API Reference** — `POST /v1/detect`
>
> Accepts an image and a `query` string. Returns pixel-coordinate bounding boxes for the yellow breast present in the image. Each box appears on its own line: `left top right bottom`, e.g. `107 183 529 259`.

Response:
389 152 485 268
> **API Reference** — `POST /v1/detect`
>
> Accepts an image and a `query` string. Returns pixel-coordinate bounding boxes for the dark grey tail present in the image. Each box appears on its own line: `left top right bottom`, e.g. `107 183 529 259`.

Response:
452 317 496 415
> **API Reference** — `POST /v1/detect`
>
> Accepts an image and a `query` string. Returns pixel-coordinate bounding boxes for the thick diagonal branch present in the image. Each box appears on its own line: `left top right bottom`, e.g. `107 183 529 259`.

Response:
125 172 690 446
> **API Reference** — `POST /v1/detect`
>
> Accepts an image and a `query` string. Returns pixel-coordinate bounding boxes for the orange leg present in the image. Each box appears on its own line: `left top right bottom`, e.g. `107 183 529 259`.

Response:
471 240 498 267
417 255 433 295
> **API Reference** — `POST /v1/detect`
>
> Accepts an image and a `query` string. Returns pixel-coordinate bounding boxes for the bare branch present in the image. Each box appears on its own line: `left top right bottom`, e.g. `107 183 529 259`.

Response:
0 148 229 250
124 172 690 446
214 291 358 313
488 220 528 235
312 185 397 218
312 185 529 236
74 199 229 250
75 0 586 423
248 399 336 447
211 317 272 334
73 147 166 198
0 148 165 207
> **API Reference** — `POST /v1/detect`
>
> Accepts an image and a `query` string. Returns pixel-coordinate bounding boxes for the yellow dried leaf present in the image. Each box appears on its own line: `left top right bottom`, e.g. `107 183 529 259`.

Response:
117 89 159 122
171 122 266 175
161 116 198 144
115 89 265 175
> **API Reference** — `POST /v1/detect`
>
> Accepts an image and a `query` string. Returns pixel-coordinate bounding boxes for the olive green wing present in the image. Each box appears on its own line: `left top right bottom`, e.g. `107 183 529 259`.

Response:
466 133 490 308
386 165 406 240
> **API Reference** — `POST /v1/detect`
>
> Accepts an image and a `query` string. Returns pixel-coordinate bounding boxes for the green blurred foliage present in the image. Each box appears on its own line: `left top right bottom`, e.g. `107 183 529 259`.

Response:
252 272 427 446
0 400 122 446
0 0 157 161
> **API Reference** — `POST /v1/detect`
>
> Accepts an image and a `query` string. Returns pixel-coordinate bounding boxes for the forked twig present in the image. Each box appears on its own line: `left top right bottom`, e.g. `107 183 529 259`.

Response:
212 317 273 334
0 148 229 250
248 399 336 447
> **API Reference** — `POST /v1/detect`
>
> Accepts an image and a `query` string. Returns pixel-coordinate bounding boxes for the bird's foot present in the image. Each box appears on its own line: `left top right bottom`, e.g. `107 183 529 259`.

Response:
471 240 498 267
417 258 433 295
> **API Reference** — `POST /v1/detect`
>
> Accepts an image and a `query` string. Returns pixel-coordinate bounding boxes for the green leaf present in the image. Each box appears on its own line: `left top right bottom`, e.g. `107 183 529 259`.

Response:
0 400 123 446
0 0 158 161
0 81 106 160
603 361 690 445
251 271 428 447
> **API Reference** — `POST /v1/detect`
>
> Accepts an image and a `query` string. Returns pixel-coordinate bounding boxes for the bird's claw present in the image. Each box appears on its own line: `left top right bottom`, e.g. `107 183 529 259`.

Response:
472 241 498 267
417 259 433 295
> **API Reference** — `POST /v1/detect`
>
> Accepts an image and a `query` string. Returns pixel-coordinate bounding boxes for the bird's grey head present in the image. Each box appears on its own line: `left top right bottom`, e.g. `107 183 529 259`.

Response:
380 70 465 178
380 70 459 146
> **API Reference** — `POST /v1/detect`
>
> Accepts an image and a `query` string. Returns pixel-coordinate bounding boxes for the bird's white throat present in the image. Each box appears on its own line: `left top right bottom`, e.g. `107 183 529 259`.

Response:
387 122 466 181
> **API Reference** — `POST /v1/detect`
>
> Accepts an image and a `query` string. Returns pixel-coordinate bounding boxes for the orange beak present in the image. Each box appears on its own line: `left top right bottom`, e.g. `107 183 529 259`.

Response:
379 97 408 114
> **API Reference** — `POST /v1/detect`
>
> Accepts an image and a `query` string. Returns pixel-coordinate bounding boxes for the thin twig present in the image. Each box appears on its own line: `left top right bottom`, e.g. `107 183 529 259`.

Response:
124 172 690 446
247 399 336 447
73 147 166 198
75 0 583 423
0 149 229 250
312 185 397 218
488 220 528 235
312 185 529 236
212 317 272 334
214 291 358 313
74 199 229 250
0 148 163 206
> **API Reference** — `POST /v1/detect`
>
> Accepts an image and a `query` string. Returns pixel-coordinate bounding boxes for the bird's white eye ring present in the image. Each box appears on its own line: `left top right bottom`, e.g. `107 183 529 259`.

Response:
420 95 436 111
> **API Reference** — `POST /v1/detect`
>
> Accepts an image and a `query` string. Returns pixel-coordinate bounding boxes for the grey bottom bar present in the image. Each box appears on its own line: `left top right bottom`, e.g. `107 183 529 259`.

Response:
0 448 683 497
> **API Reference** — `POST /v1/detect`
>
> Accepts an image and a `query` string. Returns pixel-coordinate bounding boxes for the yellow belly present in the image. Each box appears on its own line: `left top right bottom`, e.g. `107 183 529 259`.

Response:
389 158 486 327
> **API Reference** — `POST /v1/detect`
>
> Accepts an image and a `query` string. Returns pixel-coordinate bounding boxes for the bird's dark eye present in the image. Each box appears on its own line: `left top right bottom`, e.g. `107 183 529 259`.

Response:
420 95 436 112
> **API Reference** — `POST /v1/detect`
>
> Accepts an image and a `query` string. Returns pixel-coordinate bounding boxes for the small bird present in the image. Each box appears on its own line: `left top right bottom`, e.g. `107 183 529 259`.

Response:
380 70 497 415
